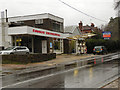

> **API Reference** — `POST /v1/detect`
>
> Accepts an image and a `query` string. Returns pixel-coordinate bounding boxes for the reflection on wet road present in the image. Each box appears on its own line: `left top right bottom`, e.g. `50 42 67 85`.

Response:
19 61 119 88
64 63 118 88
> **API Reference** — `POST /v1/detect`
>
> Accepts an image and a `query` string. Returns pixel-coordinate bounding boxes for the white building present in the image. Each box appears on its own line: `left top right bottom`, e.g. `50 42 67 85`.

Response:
0 13 68 54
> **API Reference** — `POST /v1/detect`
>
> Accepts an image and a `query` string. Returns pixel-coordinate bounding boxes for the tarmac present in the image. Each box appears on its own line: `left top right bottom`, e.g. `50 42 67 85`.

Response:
1 53 120 88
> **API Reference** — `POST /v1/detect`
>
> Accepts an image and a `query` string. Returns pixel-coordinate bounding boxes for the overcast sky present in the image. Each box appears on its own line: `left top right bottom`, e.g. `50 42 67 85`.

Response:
0 0 116 27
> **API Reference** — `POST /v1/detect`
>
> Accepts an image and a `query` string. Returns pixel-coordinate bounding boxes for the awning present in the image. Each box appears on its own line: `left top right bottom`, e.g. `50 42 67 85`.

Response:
67 33 96 40
8 26 68 39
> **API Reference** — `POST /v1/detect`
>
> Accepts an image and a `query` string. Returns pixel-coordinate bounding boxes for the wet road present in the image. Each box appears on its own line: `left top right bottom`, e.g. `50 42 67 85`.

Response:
3 60 119 88
28 61 119 88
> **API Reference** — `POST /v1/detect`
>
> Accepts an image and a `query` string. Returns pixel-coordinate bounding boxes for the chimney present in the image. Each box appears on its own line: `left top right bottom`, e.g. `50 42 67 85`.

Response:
91 23 94 27
79 21 83 31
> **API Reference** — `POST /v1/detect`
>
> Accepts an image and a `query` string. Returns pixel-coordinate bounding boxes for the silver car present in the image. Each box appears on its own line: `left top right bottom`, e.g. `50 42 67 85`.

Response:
0 46 30 55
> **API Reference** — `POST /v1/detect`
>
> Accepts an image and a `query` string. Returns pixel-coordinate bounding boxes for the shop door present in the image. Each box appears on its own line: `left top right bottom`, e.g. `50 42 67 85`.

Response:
42 40 47 53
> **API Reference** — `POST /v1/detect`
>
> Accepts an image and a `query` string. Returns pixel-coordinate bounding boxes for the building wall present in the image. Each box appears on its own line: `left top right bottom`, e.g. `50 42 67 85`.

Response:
63 39 70 54
83 30 92 33
0 20 12 50
0 23 3 50
0 13 64 54
4 23 12 48
69 27 81 37
118 4 120 40
8 13 64 33
33 36 45 53
9 18 64 33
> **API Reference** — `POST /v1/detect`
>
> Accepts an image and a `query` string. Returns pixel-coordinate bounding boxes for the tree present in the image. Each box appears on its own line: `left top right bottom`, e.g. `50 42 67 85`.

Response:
114 0 120 9
104 17 120 41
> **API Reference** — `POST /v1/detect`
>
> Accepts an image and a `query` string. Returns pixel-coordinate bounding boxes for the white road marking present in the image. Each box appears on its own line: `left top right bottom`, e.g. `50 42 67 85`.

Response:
2 65 89 88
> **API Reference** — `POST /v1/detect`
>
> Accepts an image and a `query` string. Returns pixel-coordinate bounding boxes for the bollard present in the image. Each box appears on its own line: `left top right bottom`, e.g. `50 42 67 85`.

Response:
102 58 103 63
94 58 96 64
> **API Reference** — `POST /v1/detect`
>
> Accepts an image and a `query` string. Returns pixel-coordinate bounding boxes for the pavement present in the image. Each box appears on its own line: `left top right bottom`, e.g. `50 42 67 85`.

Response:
2 54 96 73
102 78 119 88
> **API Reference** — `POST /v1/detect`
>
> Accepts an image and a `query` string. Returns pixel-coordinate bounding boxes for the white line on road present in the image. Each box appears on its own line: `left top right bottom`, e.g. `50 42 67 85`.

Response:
2 65 90 88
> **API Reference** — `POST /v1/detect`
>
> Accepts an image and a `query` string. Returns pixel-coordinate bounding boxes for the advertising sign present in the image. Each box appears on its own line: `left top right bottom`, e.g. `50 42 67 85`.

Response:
102 31 111 40
50 42 52 48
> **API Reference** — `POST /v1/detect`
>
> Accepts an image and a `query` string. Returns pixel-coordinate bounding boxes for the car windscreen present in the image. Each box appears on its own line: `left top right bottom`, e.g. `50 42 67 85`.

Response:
95 46 102 49
4 47 15 50
94 46 102 51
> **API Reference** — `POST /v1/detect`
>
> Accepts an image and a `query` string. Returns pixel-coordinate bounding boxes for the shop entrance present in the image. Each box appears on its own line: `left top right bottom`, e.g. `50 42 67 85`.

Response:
42 40 47 53
12 35 32 52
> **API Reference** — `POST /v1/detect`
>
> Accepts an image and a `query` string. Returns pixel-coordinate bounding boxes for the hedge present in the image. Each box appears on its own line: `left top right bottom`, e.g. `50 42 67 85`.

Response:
86 39 120 53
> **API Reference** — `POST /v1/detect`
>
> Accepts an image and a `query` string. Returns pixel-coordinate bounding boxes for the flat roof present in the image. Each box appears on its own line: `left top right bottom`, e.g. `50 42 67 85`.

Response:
8 13 64 23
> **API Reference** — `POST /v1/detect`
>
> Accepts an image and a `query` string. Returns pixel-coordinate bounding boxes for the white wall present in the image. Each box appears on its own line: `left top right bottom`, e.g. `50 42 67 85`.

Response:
0 22 12 48
4 23 12 48
0 23 2 47
8 26 67 39
8 26 28 35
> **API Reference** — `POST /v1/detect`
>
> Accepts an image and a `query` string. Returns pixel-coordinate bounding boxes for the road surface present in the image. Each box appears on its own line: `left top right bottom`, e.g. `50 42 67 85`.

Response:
2 60 119 88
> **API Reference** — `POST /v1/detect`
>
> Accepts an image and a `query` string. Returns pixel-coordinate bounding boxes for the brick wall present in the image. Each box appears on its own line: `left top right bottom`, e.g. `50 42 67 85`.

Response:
2 53 56 64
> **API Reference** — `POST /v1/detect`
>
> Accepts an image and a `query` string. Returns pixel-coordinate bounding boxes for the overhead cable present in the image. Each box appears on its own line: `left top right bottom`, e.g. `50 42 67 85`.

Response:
58 0 107 22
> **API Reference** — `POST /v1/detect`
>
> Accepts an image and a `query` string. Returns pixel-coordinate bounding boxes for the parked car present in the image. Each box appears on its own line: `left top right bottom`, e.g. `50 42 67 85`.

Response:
0 46 30 55
93 46 108 55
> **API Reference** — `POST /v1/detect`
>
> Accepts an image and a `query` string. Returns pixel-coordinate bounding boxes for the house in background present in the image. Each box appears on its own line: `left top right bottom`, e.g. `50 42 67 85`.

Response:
79 21 102 34
64 26 81 54
64 21 98 54
64 25 87 54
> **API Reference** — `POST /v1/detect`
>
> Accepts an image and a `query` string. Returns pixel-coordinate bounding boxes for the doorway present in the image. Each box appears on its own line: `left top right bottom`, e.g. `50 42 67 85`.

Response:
42 40 47 53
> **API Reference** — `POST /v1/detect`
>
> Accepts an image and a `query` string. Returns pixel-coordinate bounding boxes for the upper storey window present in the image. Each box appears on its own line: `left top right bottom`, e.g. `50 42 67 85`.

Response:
35 19 43 24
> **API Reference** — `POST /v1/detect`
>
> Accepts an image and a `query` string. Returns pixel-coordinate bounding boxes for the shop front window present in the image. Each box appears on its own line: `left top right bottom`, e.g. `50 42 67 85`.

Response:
13 36 32 52
54 39 60 51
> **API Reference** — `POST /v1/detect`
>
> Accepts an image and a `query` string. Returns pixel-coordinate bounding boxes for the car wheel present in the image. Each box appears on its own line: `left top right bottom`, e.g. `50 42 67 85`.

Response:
10 53 14 54
26 52 29 54
102 52 104 55
106 51 108 54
